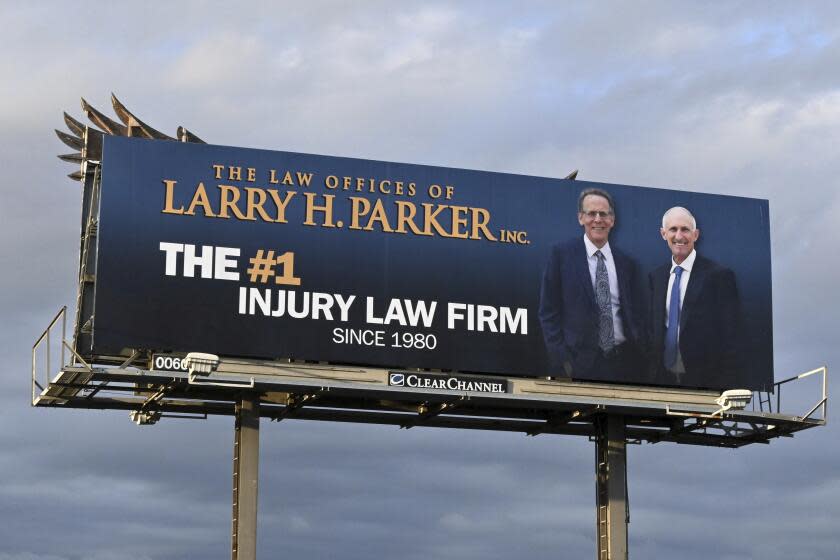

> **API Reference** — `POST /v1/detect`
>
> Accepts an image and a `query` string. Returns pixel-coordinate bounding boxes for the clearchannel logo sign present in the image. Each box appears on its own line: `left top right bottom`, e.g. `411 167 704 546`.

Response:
388 371 508 394
389 373 405 386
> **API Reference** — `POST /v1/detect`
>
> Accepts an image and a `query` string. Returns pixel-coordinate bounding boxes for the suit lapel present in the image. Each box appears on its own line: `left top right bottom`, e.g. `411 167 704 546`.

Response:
613 250 629 300
573 239 597 310
680 256 708 330
613 250 636 339
653 265 669 340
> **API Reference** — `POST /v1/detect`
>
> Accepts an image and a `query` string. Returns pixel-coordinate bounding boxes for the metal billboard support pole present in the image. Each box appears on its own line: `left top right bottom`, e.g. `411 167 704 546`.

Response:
595 414 628 560
232 396 260 560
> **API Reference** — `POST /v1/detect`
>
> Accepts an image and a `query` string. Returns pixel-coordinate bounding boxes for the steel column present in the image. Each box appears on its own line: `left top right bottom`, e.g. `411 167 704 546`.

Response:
595 415 628 560
232 396 260 560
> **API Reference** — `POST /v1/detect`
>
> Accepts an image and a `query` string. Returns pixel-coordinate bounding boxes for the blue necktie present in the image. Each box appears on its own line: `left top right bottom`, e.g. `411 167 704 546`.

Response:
663 266 683 369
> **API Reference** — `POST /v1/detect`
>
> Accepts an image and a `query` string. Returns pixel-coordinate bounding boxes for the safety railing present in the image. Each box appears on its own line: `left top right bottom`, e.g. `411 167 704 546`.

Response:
32 306 67 405
31 306 93 405
772 366 828 423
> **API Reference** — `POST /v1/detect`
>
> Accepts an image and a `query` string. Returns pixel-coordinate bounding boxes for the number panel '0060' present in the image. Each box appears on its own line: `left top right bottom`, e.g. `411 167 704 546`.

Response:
151 355 189 372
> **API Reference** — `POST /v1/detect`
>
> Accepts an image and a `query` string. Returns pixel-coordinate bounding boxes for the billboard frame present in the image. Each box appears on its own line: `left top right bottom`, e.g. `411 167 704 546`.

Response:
34 306 827 445
44 96 825 560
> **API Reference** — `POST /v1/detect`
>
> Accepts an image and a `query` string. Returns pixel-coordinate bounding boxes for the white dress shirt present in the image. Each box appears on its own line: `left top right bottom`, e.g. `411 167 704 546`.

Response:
665 249 697 375
583 235 625 345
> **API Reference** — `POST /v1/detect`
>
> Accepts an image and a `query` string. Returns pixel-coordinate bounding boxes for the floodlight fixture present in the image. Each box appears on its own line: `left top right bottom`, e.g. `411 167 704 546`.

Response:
713 389 753 416
129 410 161 425
184 352 220 377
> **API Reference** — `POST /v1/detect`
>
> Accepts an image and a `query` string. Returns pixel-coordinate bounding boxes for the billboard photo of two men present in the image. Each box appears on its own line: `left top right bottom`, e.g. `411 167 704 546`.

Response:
539 188 755 391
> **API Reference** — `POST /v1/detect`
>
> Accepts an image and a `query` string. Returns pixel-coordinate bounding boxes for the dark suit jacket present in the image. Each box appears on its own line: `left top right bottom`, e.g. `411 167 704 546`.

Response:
648 255 741 389
539 238 644 381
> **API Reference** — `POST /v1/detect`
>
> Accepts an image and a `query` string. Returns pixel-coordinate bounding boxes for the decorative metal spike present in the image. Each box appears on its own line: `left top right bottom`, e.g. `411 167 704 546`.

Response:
565 169 579 180
63 112 86 137
111 93 174 140
81 97 127 136
58 94 205 182
177 126 206 144
55 129 84 150
58 152 84 163
110 92 133 126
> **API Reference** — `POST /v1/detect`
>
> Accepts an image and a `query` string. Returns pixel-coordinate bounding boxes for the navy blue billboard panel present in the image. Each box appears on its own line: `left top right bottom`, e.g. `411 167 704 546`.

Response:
92 136 773 391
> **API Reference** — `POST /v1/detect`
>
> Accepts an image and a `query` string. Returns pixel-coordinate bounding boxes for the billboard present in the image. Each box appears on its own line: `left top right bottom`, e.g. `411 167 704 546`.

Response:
89 136 772 391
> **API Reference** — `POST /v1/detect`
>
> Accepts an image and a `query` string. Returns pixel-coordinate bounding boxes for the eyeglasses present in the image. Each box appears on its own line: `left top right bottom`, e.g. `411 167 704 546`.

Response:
581 210 613 219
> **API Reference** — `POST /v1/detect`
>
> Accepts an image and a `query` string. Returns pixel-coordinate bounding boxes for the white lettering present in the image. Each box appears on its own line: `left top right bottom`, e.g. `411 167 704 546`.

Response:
184 244 214 278
239 288 357 322
405 299 437 327
447 302 528 335
249 288 271 315
447 302 467 329
366 296 383 324
311 292 334 320
477 305 498 332
383 299 407 325
335 294 356 322
159 242 184 276
214 246 240 281
501 307 528 335
332 327 384 346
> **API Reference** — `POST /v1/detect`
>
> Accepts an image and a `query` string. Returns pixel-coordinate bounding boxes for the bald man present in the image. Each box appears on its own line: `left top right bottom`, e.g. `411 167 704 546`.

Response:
648 206 742 389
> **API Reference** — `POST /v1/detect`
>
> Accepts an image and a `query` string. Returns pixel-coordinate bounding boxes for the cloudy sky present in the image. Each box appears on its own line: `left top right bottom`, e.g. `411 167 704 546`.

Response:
2 1 838 558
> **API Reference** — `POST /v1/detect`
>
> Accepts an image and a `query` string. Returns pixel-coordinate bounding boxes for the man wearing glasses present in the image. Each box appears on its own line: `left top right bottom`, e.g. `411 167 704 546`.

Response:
539 188 644 382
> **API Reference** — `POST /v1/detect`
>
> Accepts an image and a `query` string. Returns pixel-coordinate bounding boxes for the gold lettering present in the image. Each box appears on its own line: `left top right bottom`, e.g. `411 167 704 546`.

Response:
269 169 280 184
471 208 497 241
394 201 424 235
274 251 302 286
229 167 242 181
212 165 224 179
349 197 370 229
296 172 314 187
247 168 256 182
450 205 469 239
282 171 294 185
303 193 336 227
244 187 271 221
162 179 184 215
218 185 247 220
163 177 496 243
408 183 417 196
185 182 216 217
363 199 394 232
422 203 450 237
267 189 296 223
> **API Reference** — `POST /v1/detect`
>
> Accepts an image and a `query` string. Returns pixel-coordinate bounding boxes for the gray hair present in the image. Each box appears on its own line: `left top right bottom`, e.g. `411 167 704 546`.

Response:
578 188 615 215
661 206 697 230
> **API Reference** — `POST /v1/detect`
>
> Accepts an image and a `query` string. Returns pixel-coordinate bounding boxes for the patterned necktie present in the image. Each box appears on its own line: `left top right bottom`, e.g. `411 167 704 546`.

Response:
663 265 684 369
594 250 615 353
